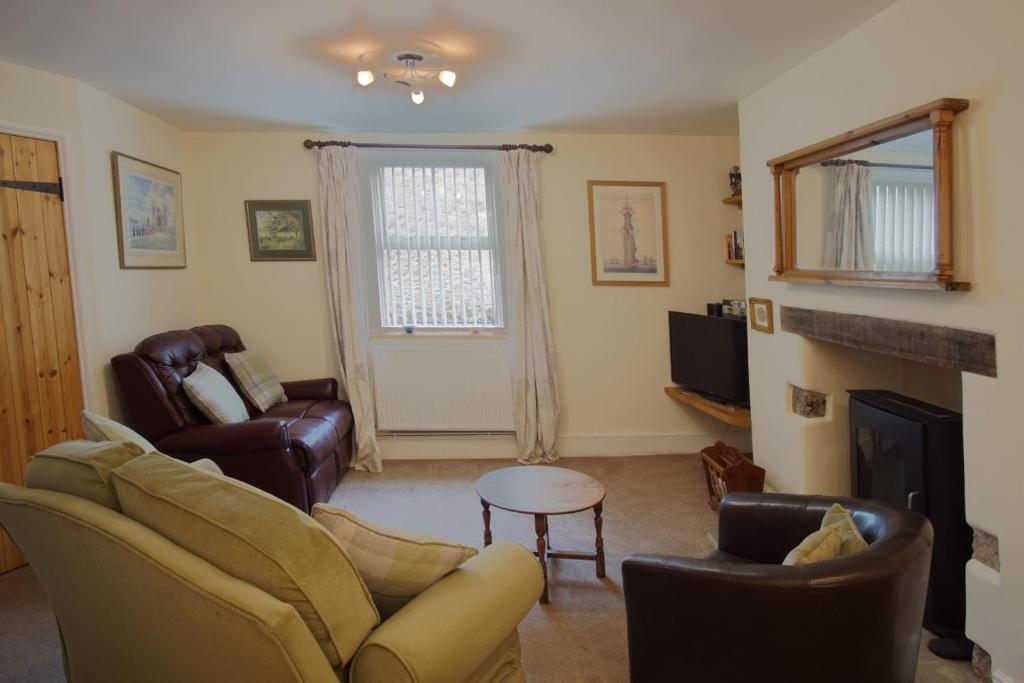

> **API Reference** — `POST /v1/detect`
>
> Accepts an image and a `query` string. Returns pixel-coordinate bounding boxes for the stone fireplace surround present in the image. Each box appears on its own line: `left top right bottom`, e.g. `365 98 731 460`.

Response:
778 305 999 679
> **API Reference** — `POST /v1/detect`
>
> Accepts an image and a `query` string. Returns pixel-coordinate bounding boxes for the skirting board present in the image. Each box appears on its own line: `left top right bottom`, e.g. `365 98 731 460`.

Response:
379 431 753 460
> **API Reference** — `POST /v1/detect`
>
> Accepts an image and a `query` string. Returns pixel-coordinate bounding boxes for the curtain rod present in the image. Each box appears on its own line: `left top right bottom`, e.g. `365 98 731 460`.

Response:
821 159 932 170
303 139 554 153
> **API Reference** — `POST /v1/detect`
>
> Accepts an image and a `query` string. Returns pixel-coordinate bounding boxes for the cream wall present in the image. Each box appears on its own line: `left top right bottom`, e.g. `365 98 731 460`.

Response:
185 132 747 456
0 61 199 419
739 0 1023 678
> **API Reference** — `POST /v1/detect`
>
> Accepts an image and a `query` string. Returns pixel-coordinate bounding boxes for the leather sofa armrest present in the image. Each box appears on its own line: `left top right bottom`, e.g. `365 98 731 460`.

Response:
281 378 339 402
156 419 290 457
350 542 543 683
717 492 830 563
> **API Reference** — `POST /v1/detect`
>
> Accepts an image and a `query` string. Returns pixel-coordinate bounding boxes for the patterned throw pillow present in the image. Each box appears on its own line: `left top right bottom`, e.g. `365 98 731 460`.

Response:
820 503 869 556
224 351 287 413
782 525 843 566
312 503 478 618
81 410 157 453
182 362 249 424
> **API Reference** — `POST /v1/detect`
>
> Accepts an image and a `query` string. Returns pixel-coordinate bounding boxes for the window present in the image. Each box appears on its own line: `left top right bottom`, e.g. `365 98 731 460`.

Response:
364 153 503 330
870 168 934 272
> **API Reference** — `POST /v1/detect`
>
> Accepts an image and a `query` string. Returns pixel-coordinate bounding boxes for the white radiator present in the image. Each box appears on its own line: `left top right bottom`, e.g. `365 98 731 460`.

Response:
371 337 515 432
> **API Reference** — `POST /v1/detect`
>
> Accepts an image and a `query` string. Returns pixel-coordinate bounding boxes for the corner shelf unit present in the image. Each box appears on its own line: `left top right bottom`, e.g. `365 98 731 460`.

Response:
723 194 744 266
664 386 751 428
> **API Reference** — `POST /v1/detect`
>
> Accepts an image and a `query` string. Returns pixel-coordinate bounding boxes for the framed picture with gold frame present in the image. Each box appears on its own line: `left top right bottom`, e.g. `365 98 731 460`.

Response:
749 297 774 333
587 180 668 286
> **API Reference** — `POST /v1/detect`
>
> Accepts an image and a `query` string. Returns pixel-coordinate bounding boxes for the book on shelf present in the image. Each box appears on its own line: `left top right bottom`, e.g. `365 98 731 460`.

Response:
727 229 744 260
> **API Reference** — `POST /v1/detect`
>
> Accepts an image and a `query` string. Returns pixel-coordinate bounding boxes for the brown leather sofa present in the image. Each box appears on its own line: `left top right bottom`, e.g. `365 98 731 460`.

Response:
111 324 352 512
622 493 934 683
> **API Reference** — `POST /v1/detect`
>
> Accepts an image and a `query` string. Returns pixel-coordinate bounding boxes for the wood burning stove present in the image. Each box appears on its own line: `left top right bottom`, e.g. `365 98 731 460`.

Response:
848 389 973 660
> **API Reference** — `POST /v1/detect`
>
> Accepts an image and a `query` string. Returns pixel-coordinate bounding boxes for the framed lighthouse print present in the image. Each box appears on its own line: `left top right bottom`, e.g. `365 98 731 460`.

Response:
587 180 668 286
112 151 186 269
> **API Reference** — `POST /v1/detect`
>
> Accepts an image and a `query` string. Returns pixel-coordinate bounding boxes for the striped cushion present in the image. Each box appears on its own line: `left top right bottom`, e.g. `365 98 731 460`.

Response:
312 504 478 618
224 351 286 413
183 362 249 424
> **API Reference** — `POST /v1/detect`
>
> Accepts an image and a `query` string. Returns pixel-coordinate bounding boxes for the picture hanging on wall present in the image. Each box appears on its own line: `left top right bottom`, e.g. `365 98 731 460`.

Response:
112 152 186 269
749 297 774 333
244 200 316 261
587 180 668 286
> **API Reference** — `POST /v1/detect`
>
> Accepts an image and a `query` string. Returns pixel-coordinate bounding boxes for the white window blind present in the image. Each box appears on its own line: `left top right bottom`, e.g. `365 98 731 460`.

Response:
871 170 934 272
367 160 503 329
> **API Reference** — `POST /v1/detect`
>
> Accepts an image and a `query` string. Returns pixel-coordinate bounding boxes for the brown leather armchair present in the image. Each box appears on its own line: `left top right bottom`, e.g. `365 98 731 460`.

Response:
623 493 933 683
111 324 352 512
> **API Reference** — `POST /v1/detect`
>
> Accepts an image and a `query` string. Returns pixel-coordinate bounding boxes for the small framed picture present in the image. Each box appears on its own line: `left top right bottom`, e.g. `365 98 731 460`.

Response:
112 152 186 269
749 297 774 333
244 200 315 261
587 180 669 286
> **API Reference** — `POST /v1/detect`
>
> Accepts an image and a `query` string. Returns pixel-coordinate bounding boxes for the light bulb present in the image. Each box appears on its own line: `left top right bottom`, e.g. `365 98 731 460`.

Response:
410 89 425 105
357 70 375 86
439 70 457 88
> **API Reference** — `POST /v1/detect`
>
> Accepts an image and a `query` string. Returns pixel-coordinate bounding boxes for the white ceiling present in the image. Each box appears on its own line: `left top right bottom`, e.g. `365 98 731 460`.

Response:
0 0 897 134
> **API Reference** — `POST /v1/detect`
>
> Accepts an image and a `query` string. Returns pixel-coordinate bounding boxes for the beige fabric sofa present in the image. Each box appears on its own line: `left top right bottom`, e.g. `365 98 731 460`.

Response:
0 449 543 683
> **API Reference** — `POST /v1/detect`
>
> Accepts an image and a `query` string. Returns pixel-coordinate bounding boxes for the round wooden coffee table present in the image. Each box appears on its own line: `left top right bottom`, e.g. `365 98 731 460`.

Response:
475 466 606 603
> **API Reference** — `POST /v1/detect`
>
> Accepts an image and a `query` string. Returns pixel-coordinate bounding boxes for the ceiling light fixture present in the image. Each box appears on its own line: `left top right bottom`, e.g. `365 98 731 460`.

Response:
356 44 457 105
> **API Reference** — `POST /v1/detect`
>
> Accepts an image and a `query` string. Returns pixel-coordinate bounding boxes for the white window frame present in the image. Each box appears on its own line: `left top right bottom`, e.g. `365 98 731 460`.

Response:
359 149 508 336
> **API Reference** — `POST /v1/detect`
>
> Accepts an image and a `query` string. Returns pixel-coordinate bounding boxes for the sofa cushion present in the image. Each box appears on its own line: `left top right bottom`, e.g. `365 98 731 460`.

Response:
264 399 354 438
313 504 478 618
782 525 843 566
225 350 287 413
183 362 249 425
110 453 379 668
81 410 157 453
25 440 144 510
133 329 210 426
821 503 870 556
189 458 223 475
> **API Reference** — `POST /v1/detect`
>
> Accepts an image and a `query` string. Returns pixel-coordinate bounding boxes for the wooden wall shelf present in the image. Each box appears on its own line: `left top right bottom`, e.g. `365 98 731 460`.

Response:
722 195 742 207
725 259 745 267
664 386 751 428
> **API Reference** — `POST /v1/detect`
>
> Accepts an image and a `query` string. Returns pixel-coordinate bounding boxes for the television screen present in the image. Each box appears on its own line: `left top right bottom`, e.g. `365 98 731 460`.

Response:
669 311 750 406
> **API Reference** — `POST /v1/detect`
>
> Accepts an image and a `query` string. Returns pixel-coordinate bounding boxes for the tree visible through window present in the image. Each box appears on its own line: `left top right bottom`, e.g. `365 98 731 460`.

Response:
368 160 502 329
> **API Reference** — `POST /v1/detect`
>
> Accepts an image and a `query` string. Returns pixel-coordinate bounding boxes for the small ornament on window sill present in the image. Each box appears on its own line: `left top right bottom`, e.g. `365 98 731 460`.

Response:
403 325 415 334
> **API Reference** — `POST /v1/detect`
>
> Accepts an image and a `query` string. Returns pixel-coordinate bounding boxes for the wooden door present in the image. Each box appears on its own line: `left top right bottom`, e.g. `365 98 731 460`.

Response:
0 134 84 573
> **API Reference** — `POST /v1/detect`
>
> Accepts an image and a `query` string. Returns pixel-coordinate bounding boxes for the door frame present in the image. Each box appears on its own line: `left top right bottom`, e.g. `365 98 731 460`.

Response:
0 120 92 410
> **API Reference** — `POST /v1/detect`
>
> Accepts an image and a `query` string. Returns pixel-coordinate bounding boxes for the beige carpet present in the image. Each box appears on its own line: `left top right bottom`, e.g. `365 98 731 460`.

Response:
0 453 978 682
329 454 720 683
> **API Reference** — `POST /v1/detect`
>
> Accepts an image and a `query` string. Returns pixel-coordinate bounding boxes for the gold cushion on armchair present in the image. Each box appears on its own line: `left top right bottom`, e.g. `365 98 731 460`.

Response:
110 452 379 669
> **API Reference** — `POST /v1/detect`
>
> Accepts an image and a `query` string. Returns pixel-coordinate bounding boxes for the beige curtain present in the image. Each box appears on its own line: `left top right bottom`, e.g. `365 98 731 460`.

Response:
501 149 560 464
318 146 381 472
824 162 873 270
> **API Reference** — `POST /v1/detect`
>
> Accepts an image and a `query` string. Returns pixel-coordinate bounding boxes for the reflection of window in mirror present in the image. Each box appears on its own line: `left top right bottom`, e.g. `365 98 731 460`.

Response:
795 130 935 273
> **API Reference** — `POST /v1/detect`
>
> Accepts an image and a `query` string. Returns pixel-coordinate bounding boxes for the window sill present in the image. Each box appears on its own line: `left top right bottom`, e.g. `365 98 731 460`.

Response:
370 330 510 341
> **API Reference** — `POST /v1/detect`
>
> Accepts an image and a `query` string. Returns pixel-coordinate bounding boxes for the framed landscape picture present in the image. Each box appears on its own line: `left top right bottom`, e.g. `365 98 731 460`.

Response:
587 180 668 286
112 152 186 269
244 200 315 261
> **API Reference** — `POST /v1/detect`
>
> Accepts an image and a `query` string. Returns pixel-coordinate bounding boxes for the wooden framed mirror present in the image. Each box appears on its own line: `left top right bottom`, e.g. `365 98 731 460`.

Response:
767 98 969 291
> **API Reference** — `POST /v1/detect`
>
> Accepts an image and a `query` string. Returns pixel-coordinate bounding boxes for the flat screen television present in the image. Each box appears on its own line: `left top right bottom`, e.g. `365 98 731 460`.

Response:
669 311 750 407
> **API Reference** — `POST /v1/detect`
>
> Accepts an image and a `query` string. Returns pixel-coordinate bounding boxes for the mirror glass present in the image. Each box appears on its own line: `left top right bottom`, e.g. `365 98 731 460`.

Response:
794 129 935 272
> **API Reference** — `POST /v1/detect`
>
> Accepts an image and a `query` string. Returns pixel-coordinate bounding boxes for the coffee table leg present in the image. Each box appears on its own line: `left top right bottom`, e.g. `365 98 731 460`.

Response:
481 500 492 547
535 514 549 603
594 502 606 579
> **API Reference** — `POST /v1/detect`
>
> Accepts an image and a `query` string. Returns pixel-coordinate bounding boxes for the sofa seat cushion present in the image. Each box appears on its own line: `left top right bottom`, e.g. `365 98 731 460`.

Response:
110 452 378 669
265 400 354 439
263 400 353 472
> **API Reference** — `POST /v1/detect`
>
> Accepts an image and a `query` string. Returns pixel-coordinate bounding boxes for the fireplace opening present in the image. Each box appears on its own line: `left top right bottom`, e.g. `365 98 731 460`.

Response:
849 389 973 660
